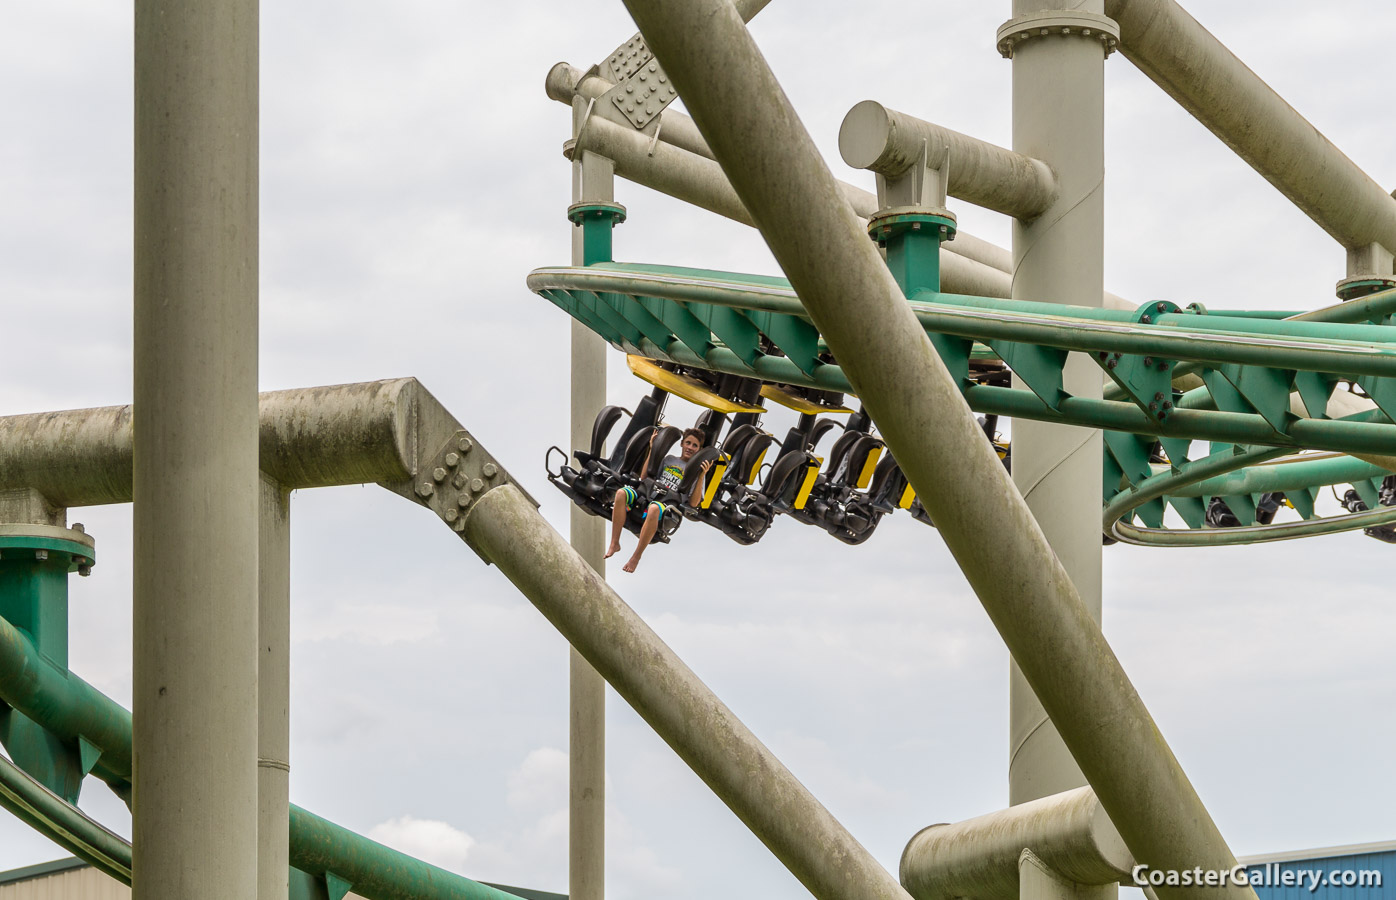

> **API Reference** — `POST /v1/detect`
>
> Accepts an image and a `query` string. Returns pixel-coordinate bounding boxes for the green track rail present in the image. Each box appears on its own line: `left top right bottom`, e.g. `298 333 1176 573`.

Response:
528 262 1396 545
0 612 529 900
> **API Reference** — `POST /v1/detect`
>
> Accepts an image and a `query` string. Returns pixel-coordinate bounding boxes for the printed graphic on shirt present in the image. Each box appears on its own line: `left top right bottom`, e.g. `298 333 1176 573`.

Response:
655 454 685 491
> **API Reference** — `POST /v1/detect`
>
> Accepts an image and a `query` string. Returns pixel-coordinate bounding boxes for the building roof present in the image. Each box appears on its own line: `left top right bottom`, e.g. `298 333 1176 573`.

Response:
0 857 90 886
1238 840 1396 865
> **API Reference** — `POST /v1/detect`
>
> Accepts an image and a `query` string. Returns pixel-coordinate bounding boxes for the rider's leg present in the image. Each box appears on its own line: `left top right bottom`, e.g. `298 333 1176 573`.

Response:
606 487 632 559
624 502 664 573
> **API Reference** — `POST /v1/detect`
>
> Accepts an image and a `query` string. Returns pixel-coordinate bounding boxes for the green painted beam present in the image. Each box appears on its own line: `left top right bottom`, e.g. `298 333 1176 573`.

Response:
0 614 531 900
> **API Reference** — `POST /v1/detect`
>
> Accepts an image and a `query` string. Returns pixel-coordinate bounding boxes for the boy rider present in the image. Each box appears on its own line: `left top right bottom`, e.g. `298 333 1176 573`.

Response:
605 426 712 573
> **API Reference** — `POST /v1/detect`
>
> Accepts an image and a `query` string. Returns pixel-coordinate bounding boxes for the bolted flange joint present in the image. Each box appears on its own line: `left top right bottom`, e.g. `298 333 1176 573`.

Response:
0 523 96 576
867 208 958 246
1335 276 1396 302
409 430 538 563
996 10 1120 59
567 202 627 229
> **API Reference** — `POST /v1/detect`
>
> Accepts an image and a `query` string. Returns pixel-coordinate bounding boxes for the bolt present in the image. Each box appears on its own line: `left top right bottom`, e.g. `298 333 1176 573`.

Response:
1154 392 1164 401
1149 401 1159 411
1157 411 1166 420
445 452 460 467
1163 401 1173 410
72 522 85 533
453 474 467 489
1141 314 1152 324
443 507 459 523
432 467 448 483
458 494 471 508
471 478 485 493
78 564 92 578
1106 358 1118 369
940 225 948 234
1156 302 1166 311
458 437 473 454
912 221 921 231
1098 351 1108 360
452 517 467 533
483 463 499 478
416 482 435 499
1144 357 1154 367
35 550 47 561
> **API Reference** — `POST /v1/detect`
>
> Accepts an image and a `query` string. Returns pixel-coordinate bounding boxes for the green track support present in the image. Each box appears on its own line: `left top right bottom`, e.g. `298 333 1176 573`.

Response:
0 525 96 804
0 610 531 900
566 202 625 267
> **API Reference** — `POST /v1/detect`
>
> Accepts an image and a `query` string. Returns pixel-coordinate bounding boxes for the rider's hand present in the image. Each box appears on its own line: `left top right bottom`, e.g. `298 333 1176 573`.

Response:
700 459 714 474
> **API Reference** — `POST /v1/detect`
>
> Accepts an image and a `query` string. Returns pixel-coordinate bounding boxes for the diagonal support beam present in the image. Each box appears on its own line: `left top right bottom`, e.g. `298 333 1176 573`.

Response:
616 1 1254 896
1105 0 1396 258
463 485 909 900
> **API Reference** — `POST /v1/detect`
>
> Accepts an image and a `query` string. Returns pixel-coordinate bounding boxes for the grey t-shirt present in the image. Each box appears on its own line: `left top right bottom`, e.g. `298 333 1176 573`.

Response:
653 454 687 493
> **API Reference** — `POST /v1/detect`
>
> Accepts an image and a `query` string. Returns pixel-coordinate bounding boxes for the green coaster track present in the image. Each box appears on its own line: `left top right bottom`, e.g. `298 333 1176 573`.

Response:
529 260 1396 547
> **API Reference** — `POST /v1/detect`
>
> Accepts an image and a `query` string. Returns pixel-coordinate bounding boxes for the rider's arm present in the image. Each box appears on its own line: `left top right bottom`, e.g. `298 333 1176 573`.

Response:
639 434 655 480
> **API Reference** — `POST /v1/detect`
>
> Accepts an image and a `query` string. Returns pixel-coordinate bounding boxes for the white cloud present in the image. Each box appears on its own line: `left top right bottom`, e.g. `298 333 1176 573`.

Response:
367 816 476 874
296 602 440 646
507 747 569 813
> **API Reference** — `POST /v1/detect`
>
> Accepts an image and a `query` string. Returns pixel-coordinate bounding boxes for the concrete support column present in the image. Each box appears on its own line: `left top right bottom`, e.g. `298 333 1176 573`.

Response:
132 0 260 896
259 476 291 900
569 95 610 900
1004 1 1112 810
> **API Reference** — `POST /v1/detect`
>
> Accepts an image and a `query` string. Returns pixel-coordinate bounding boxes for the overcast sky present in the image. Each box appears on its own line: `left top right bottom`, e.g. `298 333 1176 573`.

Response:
2 2 1395 898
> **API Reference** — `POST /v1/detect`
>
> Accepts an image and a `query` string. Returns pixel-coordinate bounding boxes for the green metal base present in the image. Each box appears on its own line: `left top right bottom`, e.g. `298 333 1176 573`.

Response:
0 524 95 803
868 210 956 296
567 201 626 267
1336 276 1396 303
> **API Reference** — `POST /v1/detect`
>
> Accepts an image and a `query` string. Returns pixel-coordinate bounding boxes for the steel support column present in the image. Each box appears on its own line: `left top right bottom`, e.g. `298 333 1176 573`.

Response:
259 476 291 900
132 0 260 896
569 95 610 900
1003 2 1110 821
615 1 1252 895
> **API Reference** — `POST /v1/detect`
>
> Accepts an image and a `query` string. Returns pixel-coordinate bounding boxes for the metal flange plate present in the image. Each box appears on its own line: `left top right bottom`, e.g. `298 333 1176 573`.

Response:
410 430 538 560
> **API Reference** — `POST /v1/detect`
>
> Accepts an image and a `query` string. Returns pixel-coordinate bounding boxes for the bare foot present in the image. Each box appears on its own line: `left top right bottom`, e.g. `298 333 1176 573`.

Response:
622 557 639 573
604 542 621 559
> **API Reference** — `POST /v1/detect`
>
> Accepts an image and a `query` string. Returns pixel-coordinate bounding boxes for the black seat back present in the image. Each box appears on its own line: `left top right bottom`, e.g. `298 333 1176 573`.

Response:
589 405 628 460
618 426 657 477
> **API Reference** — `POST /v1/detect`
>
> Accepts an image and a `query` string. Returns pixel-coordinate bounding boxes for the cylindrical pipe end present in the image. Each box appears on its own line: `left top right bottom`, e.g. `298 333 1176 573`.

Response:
839 100 899 173
546 61 583 103
900 787 1134 900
